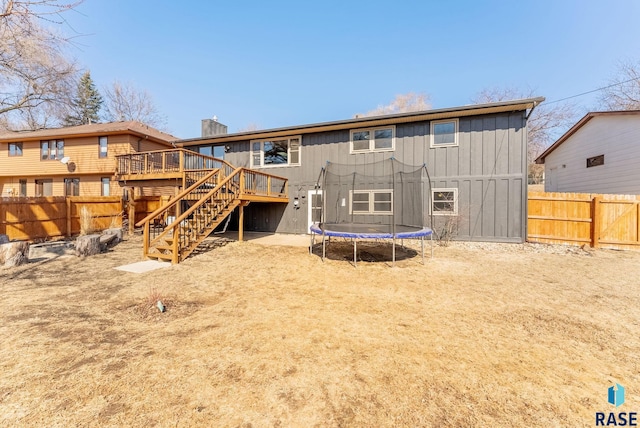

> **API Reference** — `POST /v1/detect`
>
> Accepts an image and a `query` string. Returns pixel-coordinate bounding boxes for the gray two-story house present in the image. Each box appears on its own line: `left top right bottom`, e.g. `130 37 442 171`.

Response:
178 97 543 243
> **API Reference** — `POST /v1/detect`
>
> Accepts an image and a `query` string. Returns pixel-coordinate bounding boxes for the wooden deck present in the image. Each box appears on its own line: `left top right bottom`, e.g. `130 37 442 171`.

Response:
118 149 289 263
115 148 289 203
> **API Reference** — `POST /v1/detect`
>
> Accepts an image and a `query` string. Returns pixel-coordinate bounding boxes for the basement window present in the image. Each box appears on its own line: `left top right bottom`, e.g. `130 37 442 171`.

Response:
251 136 301 167
64 178 80 197
35 179 53 197
349 190 393 215
586 154 604 168
432 188 458 215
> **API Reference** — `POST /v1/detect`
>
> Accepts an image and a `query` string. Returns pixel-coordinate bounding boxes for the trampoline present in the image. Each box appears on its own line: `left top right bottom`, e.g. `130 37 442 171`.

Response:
309 157 435 266
309 223 433 266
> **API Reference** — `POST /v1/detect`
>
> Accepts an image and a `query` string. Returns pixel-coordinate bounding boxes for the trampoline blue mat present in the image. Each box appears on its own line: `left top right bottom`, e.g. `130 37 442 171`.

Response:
310 223 432 239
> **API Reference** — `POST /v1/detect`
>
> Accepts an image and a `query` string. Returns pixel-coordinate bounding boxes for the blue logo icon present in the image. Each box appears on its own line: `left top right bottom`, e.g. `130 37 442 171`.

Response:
608 383 625 407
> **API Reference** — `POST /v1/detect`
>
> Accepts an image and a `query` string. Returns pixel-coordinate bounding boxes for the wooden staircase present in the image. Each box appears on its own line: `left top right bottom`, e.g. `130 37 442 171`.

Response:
133 157 288 264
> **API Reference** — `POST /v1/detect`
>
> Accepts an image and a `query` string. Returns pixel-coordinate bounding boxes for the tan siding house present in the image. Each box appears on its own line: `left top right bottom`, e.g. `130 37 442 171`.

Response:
0 122 177 197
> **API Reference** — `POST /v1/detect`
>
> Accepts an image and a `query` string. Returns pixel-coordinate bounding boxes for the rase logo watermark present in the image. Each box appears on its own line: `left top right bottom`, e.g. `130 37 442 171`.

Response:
610 384 626 407
596 383 637 426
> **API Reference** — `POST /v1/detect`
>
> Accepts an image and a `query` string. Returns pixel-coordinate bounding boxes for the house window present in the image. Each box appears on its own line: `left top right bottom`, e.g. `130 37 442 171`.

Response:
586 154 604 168
349 190 393 215
432 188 458 215
9 142 23 157
430 119 458 147
64 178 80 196
35 179 53 197
19 179 27 197
41 140 64 160
101 177 110 196
250 136 301 167
350 126 395 153
99 136 108 158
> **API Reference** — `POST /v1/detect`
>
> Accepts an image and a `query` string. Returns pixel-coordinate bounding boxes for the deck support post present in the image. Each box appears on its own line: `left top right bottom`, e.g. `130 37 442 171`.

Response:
128 189 136 236
238 203 245 242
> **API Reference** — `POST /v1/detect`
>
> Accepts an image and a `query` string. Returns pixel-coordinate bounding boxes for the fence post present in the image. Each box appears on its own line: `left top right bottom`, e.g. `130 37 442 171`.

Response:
66 197 72 237
591 195 602 248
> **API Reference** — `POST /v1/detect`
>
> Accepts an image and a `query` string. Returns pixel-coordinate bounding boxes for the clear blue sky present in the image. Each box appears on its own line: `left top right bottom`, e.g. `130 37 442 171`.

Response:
61 0 640 138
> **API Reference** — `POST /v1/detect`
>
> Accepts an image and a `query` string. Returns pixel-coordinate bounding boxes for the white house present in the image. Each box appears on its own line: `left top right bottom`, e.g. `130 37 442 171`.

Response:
536 111 640 194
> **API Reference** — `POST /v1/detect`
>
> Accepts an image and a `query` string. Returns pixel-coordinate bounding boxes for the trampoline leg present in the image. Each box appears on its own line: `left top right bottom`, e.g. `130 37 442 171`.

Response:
353 239 357 268
309 232 314 255
421 235 425 265
392 237 396 267
322 233 326 262
430 233 433 259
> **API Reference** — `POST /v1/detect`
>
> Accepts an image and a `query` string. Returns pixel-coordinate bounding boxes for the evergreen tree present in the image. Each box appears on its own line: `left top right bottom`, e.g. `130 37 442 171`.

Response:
64 71 103 126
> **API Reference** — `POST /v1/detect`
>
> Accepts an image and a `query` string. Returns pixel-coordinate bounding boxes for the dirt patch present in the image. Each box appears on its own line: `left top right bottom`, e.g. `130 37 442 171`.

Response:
1 235 639 426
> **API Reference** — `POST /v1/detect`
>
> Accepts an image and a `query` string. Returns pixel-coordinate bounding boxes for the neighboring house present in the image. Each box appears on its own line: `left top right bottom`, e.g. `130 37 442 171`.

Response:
176 98 543 242
0 122 177 197
536 111 640 194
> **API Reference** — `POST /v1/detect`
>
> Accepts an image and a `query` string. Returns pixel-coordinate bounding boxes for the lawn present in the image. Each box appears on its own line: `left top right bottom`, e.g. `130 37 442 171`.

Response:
1 235 639 427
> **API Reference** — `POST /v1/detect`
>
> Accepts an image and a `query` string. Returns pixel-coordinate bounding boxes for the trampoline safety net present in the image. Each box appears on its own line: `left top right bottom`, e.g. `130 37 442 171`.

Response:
318 158 426 234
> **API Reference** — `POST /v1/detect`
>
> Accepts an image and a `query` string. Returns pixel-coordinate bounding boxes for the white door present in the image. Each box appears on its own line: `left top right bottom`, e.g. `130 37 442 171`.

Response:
308 189 323 232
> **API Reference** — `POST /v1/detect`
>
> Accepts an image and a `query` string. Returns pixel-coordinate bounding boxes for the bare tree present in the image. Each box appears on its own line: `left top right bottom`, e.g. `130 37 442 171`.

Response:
0 0 81 129
472 87 577 184
102 81 167 128
357 92 431 117
598 59 640 110
236 123 261 132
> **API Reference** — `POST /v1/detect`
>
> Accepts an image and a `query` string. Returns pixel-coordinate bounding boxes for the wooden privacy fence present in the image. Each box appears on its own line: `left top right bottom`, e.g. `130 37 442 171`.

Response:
130 196 169 226
528 191 640 250
0 196 123 241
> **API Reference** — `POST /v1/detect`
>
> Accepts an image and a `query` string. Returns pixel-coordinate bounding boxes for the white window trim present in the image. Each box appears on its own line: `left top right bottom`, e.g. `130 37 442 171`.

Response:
250 135 301 168
430 118 459 148
431 187 458 216
349 125 396 154
349 189 393 215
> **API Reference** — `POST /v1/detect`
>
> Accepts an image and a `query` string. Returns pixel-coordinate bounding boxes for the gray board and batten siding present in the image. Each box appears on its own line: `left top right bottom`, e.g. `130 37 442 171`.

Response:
181 99 539 242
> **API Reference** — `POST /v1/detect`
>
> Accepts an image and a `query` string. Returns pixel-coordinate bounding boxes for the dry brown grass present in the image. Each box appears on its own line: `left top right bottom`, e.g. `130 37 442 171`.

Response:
1 236 639 426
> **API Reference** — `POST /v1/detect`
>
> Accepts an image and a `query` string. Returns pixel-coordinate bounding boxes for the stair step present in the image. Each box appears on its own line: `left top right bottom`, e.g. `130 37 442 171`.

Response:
147 252 173 261
154 245 174 252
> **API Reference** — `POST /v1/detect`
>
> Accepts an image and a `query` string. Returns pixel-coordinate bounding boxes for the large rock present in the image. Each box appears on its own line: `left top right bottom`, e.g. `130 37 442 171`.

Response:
0 234 9 245
103 228 123 243
75 234 101 257
0 241 29 267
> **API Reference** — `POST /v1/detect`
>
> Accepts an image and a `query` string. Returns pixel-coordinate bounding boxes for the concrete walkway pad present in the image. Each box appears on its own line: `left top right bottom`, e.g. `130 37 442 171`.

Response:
114 260 171 274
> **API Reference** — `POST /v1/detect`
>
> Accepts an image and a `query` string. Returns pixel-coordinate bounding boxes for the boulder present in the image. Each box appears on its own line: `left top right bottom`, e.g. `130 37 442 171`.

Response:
0 241 29 267
103 228 123 243
0 234 9 245
75 234 101 257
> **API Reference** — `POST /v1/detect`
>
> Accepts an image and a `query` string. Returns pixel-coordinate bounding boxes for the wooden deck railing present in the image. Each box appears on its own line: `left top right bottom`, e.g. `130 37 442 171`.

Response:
135 165 288 263
116 148 234 176
240 169 288 198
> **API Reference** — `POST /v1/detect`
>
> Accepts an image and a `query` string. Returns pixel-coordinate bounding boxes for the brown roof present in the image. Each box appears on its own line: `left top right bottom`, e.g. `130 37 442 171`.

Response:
0 121 178 145
179 97 545 146
535 110 640 164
